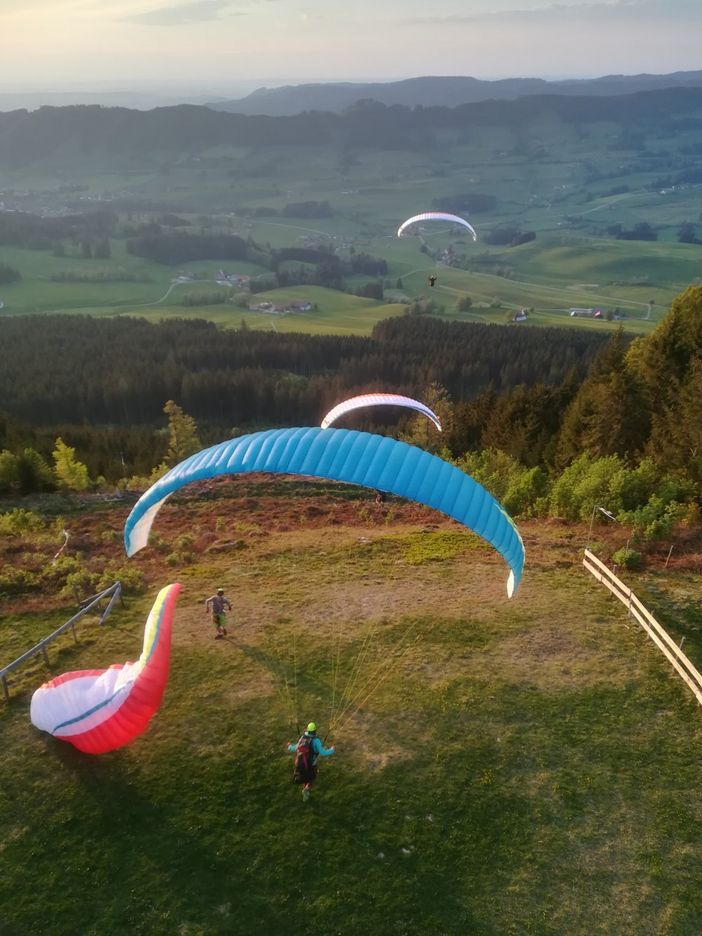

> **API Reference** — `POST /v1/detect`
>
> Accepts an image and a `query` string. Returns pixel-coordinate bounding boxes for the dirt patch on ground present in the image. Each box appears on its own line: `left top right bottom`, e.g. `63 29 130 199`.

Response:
329 710 417 771
475 625 627 690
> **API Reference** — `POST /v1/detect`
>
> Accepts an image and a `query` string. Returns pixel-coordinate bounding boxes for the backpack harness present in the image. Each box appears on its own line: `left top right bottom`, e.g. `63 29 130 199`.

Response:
292 733 318 785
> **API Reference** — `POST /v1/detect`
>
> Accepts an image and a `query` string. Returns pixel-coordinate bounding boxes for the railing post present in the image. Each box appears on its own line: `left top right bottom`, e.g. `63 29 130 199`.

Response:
0 582 122 703
99 583 122 626
584 550 702 707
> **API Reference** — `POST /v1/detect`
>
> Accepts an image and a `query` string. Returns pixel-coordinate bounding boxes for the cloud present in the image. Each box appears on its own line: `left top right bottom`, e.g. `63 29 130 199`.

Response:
126 0 239 25
399 0 702 27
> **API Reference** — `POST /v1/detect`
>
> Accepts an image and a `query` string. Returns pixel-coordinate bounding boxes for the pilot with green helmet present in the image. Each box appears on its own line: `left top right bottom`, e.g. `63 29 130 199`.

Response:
288 722 335 801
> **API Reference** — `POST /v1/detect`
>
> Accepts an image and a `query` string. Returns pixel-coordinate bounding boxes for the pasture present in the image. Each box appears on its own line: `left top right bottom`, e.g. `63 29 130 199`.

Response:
2 483 702 935
2 115 702 335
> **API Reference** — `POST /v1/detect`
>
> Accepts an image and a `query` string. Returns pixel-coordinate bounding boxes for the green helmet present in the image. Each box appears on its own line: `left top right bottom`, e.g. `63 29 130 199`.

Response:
307 722 317 733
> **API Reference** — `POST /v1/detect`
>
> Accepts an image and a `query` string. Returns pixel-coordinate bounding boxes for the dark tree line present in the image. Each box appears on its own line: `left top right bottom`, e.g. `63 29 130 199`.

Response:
126 231 249 265
0 208 118 250
2 89 702 166
0 314 606 432
283 201 334 218
0 263 21 284
1 284 701 492
484 228 536 247
606 222 658 241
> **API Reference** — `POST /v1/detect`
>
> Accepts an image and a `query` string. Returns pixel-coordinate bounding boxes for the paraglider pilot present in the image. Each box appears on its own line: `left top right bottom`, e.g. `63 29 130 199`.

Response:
428 275 437 288
205 588 232 639
289 722 335 802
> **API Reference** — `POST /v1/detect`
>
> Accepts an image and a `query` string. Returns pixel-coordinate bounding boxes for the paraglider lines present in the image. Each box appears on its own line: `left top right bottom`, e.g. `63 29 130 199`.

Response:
332 630 423 737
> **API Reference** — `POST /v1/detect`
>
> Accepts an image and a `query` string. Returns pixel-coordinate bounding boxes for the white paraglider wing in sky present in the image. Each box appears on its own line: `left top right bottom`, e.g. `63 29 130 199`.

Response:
321 393 442 431
397 212 477 241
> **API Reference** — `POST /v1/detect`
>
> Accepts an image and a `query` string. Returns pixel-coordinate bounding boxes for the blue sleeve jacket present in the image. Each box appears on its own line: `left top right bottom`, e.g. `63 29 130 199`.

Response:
288 735 335 764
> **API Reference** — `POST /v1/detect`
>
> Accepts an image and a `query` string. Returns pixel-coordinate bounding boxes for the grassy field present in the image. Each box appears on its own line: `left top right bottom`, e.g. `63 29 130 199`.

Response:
0 236 689 336
2 483 702 935
2 114 702 335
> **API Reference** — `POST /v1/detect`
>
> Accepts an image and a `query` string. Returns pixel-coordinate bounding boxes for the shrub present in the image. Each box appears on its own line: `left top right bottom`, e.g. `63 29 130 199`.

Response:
455 449 518 501
42 554 84 588
97 565 146 595
0 566 41 596
612 547 642 570
503 466 549 518
455 449 548 516
0 508 45 537
0 451 20 493
53 438 91 491
61 569 100 600
622 496 688 541
549 454 625 522
17 449 55 494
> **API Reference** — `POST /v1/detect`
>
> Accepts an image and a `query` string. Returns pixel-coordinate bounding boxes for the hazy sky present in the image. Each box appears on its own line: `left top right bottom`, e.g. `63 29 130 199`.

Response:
1 0 699 90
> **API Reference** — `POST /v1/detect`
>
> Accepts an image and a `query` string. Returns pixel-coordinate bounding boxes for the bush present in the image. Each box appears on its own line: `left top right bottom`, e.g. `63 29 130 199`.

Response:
455 449 517 501
0 451 20 494
622 496 688 541
42 554 84 588
0 508 45 537
455 449 548 517
17 449 55 494
612 547 642 570
97 564 145 595
502 466 549 518
61 569 100 600
549 454 625 522
0 566 41 595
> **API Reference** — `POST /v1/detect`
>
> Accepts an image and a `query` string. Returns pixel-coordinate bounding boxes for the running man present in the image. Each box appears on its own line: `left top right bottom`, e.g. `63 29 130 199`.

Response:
205 588 232 639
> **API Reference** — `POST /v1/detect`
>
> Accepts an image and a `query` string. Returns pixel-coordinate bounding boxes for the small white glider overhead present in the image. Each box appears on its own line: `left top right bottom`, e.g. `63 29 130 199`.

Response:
321 393 442 432
397 212 477 241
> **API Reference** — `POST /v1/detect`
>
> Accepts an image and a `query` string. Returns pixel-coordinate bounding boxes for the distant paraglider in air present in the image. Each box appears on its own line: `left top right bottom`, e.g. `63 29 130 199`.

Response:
428 275 437 288
321 393 442 432
30 583 181 754
123 428 524 597
397 211 477 241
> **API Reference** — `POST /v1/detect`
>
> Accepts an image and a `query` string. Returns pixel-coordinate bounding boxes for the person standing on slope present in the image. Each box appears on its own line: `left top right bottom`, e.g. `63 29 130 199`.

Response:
288 722 335 802
205 588 232 639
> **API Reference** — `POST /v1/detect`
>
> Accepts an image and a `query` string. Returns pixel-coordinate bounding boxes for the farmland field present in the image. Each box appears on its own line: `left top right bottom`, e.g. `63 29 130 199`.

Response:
2 115 701 335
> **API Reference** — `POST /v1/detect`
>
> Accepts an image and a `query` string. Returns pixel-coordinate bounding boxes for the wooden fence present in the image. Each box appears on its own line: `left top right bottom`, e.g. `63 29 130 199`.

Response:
583 549 702 705
0 582 122 703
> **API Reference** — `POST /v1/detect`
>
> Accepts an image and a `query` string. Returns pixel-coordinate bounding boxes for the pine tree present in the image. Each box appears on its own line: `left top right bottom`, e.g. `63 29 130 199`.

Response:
401 382 453 452
554 330 649 468
163 400 202 466
53 438 91 491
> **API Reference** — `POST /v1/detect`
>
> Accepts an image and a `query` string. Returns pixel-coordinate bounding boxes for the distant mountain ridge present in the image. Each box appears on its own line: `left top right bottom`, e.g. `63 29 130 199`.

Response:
208 71 702 116
1 86 702 167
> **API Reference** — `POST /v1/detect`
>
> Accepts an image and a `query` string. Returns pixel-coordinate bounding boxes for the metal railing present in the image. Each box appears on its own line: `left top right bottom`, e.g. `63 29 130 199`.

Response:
583 549 702 706
0 581 122 703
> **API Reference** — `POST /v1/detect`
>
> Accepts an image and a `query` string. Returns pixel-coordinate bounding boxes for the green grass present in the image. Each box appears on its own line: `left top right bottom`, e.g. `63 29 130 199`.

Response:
3 117 702 335
121 285 405 335
2 504 702 935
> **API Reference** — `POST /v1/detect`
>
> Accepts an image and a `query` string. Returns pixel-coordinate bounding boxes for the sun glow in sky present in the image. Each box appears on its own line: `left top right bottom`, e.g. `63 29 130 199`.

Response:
0 0 699 89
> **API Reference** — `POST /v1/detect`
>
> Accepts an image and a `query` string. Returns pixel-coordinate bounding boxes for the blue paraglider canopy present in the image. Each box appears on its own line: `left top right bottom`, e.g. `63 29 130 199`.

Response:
124 427 524 596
